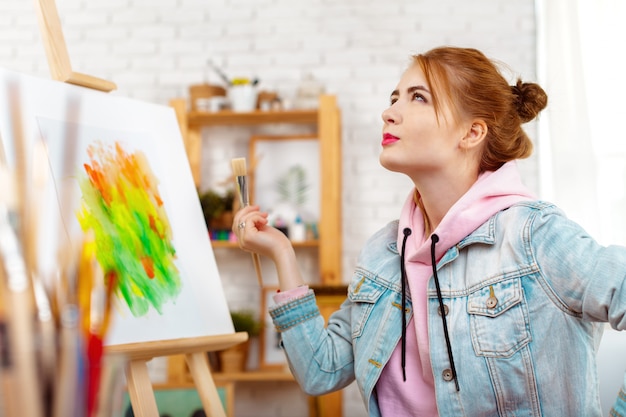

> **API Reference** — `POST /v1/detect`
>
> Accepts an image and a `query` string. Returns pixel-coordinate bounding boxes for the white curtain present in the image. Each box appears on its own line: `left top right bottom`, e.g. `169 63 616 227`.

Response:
536 0 626 245
536 2 626 415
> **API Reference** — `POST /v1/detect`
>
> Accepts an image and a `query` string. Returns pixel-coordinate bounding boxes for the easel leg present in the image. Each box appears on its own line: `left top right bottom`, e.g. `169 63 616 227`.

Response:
125 359 160 417
185 352 227 417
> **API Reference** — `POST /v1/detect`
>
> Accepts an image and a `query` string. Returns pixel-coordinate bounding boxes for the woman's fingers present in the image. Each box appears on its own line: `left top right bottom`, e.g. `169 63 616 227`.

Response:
231 206 293 261
239 213 267 237
232 205 259 229
232 205 260 235
232 207 270 250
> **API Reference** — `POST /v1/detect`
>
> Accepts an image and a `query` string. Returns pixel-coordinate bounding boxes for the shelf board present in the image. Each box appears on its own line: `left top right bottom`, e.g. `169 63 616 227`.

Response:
153 370 295 388
188 109 318 127
213 370 295 382
152 369 296 390
211 240 318 249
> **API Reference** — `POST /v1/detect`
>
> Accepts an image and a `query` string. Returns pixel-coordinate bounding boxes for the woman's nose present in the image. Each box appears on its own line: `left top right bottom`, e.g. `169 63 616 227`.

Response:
382 105 399 124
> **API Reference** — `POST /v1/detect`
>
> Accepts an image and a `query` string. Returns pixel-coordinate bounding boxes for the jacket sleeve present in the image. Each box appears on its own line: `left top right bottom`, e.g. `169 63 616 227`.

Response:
269 290 355 396
530 204 626 414
530 204 626 328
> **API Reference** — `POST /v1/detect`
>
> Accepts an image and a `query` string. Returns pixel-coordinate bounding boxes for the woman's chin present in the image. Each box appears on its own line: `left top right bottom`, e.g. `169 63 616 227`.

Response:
379 153 400 172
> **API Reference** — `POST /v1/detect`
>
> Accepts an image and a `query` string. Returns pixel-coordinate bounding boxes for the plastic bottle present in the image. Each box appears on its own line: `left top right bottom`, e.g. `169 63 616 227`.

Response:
290 215 306 242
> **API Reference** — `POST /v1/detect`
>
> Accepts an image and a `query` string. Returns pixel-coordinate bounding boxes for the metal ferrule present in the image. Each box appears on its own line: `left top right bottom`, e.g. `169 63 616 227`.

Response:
236 175 249 206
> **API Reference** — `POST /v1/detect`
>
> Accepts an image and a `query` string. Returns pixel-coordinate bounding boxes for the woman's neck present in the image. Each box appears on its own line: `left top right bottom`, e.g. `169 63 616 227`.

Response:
413 170 479 235
413 191 432 237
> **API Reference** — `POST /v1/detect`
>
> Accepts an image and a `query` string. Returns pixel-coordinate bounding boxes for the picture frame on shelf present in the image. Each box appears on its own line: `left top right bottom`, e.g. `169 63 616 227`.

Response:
260 286 289 370
249 134 320 239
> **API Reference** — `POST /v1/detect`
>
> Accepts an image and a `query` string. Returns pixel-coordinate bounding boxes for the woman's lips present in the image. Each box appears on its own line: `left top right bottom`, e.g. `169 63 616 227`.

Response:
382 133 399 146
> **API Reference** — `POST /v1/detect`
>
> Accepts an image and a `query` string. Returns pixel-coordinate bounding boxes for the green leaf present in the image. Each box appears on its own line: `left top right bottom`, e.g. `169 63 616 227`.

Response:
275 165 310 206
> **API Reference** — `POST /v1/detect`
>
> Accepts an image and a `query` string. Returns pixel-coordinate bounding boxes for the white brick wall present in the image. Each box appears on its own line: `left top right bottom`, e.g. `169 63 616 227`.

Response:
1 1 538 416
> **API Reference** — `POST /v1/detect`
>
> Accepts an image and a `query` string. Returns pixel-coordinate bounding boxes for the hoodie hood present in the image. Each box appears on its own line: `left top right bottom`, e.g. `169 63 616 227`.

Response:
398 160 536 264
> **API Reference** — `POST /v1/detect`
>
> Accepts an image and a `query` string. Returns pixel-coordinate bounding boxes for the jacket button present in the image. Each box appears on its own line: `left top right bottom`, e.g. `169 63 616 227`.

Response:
442 369 454 382
486 296 498 309
437 304 449 316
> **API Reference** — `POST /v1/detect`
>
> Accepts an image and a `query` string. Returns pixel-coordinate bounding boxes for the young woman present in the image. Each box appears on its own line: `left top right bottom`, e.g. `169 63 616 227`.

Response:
232 46 626 416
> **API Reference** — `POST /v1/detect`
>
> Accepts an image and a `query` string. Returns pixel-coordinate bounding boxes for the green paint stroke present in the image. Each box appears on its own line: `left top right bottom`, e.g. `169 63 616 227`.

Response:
77 141 181 317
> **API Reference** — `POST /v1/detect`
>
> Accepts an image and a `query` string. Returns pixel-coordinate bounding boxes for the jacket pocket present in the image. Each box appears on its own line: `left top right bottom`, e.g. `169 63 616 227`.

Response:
348 272 385 339
467 278 531 358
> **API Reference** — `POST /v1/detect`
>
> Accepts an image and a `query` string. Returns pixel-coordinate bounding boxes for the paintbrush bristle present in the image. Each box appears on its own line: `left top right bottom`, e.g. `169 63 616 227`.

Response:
231 157 247 177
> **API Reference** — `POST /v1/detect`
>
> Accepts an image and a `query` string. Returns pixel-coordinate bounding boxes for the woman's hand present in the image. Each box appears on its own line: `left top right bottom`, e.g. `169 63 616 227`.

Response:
232 205 292 261
232 205 306 291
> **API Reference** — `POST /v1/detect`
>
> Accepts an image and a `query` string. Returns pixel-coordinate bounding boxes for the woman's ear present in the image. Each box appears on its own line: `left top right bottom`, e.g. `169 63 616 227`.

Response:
460 120 488 150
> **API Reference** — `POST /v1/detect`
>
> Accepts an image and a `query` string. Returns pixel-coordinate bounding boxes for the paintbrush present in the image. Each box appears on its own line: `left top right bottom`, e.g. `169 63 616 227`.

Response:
231 157 263 286
207 60 232 86
0 165 22 417
51 248 81 417
77 235 115 417
0 164 43 417
1 83 44 417
26 140 57 410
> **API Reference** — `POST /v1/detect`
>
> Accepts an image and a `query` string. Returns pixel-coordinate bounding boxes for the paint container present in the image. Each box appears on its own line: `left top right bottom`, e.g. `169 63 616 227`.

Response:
189 84 227 111
228 84 258 112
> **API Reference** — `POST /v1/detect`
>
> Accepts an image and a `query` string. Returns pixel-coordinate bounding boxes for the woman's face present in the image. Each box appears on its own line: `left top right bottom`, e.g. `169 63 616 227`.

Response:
380 64 467 179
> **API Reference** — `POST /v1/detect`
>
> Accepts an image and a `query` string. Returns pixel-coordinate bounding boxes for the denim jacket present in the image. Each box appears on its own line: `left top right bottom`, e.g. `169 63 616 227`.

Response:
270 201 626 416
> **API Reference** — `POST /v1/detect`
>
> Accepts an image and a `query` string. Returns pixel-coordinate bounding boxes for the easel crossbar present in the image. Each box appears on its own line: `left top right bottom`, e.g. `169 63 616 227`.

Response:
107 332 248 417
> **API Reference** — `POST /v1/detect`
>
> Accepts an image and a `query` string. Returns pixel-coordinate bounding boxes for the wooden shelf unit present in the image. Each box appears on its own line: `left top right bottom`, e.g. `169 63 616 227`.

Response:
169 95 344 417
170 94 343 285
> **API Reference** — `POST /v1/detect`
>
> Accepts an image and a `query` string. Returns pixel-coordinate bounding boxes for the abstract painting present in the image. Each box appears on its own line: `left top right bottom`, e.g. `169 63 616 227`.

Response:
77 141 181 317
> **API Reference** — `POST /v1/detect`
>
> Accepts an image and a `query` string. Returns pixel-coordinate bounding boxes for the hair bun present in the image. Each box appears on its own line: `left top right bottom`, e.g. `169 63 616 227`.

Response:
511 79 548 123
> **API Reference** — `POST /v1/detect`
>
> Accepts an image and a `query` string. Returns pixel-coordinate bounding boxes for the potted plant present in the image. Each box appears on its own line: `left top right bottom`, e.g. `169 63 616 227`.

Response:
271 165 312 240
219 310 261 373
230 310 262 337
198 188 236 236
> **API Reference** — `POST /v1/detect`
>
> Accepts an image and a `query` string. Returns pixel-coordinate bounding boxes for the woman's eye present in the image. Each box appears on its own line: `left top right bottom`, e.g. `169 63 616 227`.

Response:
390 97 398 105
413 93 427 102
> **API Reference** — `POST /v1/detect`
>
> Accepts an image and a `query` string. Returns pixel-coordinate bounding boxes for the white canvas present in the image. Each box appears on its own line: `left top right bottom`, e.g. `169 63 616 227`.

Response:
0 68 234 346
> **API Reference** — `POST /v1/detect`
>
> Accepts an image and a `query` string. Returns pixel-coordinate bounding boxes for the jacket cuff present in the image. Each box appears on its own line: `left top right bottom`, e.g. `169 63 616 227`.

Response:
611 378 626 417
269 290 319 331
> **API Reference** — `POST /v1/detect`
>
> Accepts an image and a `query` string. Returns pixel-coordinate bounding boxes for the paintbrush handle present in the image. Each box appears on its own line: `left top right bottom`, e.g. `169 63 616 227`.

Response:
0 206 43 417
52 313 80 417
252 253 263 286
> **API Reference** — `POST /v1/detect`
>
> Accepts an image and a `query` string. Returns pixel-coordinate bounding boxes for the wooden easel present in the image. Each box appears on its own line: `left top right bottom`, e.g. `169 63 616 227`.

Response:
32 2 248 416
34 0 116 92
106 333 248 417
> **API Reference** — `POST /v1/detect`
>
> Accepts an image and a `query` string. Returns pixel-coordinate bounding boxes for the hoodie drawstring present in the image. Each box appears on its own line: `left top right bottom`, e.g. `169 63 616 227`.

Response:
430 234 460 391
400 227 412 382
399 230 460 390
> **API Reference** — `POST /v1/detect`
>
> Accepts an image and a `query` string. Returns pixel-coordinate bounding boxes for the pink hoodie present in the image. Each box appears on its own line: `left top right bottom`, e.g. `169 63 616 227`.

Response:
376 161 535 416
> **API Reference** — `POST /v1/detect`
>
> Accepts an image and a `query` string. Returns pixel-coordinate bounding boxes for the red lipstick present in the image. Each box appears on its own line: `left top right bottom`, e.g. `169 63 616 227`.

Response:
382 133 399 146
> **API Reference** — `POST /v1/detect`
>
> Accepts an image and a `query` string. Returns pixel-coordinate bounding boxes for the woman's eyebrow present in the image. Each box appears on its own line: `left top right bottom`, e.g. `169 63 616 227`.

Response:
390 85 431 98
407 85 431 95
